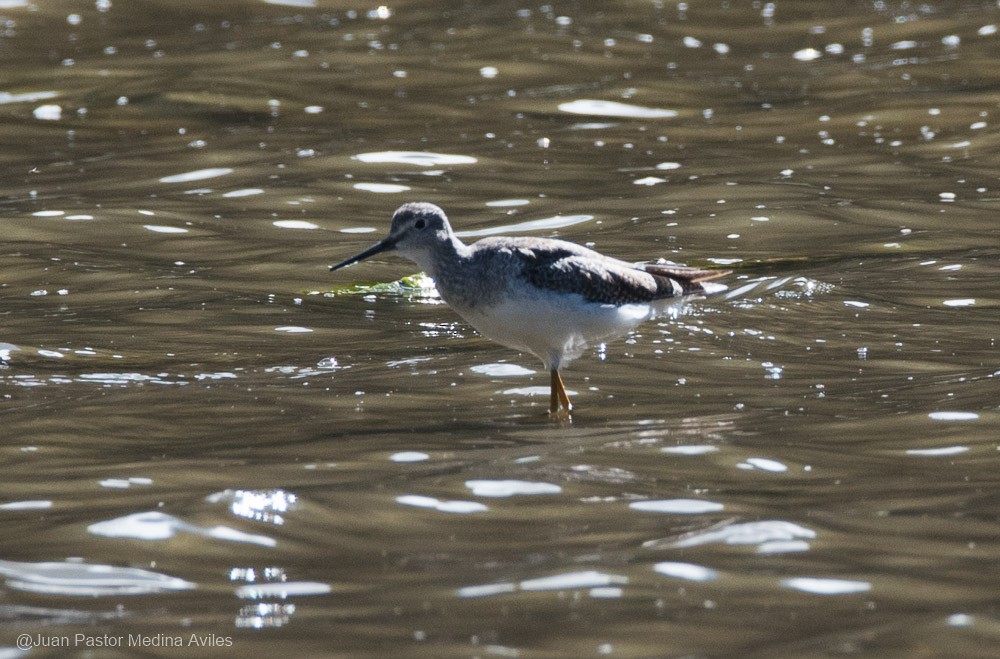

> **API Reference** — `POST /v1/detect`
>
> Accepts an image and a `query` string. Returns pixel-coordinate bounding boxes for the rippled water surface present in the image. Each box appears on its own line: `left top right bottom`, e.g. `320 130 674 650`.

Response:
2 1 998 656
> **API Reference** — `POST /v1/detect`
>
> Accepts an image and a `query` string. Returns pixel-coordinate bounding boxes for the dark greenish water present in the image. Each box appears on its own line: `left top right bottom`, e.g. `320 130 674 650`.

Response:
1 1 998 656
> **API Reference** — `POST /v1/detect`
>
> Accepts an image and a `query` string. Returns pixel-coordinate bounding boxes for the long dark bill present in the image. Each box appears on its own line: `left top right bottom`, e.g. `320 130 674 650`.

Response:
329 235 399 272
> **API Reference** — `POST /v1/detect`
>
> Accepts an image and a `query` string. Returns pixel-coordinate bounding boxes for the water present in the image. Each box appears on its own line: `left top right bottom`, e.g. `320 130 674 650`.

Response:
1 1 998 656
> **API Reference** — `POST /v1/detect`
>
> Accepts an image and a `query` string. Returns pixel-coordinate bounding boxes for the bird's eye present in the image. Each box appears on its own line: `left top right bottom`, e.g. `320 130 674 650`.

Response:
414 218 426 229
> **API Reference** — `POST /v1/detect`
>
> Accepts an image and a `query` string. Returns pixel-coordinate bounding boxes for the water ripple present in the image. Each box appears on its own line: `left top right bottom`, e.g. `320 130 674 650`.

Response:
0 559 194 596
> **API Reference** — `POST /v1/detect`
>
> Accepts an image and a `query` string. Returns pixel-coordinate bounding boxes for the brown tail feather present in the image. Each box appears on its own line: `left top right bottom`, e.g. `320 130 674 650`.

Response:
643 264 731 295
644 264 730 282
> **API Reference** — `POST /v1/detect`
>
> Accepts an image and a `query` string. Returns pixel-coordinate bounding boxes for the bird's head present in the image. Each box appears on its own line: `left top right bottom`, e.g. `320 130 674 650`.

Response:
329 202 453 273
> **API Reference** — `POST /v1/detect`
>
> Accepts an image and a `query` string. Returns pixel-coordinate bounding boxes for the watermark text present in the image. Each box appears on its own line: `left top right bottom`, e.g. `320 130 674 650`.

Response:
17 632 233 651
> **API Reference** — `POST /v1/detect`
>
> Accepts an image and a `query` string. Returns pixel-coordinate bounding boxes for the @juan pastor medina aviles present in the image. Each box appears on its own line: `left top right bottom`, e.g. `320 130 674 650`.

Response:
17 632 233 649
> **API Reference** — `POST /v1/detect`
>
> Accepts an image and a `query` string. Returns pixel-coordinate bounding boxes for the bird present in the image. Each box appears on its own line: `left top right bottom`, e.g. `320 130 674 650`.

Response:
329 202 729 419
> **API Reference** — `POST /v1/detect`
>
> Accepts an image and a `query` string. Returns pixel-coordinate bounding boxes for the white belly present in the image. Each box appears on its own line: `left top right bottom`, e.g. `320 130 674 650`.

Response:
451 289 684 370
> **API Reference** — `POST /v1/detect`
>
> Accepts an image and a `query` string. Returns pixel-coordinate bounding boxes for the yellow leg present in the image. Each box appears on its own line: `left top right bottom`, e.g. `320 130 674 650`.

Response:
549 368 572 418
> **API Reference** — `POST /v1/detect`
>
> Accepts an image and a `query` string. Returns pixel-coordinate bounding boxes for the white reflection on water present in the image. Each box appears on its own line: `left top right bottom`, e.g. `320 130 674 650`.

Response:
159 167 234 183
558 99 678 119
947 613 975 627
465 480 561 497
928 411 979 422
661 445 719 455
353 151 477 167
757 540 811 554
235 582 331 599
469 363 535 377
905 446 969 456
782 577 871 595
143 224 189 234
793 47 822 61
266 362 350 379
459 570 628 599
88 511 276 547
723 276 830 303
456 213 593 238
230 565 327 618
0 500 52 510
353 182 411 193
649 520 817 550
0 90 59 104
629 499 724 514
76 373 183 386
236 602 296 629
485 199 530 207
386 356 433 368
396 494 487 514
737 457 789 473
390 451 429 463
0 559 194 596
34 103 62 119
99 476 152 489
653 561 718 582
3 366 246 387
501 385 558 398
568 122 617 130
193 371 237 381
264 0 315 7
0 343 18 363
456 582 517 598
222 188 264 198
208 489 297 525
273 220 319 229
521 570 627 591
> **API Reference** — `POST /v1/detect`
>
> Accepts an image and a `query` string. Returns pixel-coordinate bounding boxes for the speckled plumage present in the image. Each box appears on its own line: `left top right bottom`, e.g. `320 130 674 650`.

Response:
381 203 723 307
329 202 729 418
430 236 713 307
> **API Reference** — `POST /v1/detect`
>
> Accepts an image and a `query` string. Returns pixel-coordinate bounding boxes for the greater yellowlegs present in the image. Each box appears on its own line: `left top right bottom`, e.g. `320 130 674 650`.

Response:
329 202 728 418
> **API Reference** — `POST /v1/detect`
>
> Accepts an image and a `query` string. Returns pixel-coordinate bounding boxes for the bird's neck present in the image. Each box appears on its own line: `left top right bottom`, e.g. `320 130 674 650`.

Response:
409 233 470 279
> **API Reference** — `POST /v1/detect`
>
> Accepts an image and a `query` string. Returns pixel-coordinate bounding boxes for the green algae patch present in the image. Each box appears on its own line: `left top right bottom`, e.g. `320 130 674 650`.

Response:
313 273 438 298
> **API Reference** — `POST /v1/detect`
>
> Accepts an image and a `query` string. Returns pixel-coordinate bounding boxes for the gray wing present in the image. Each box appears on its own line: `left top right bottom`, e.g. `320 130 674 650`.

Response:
488 237 725 305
